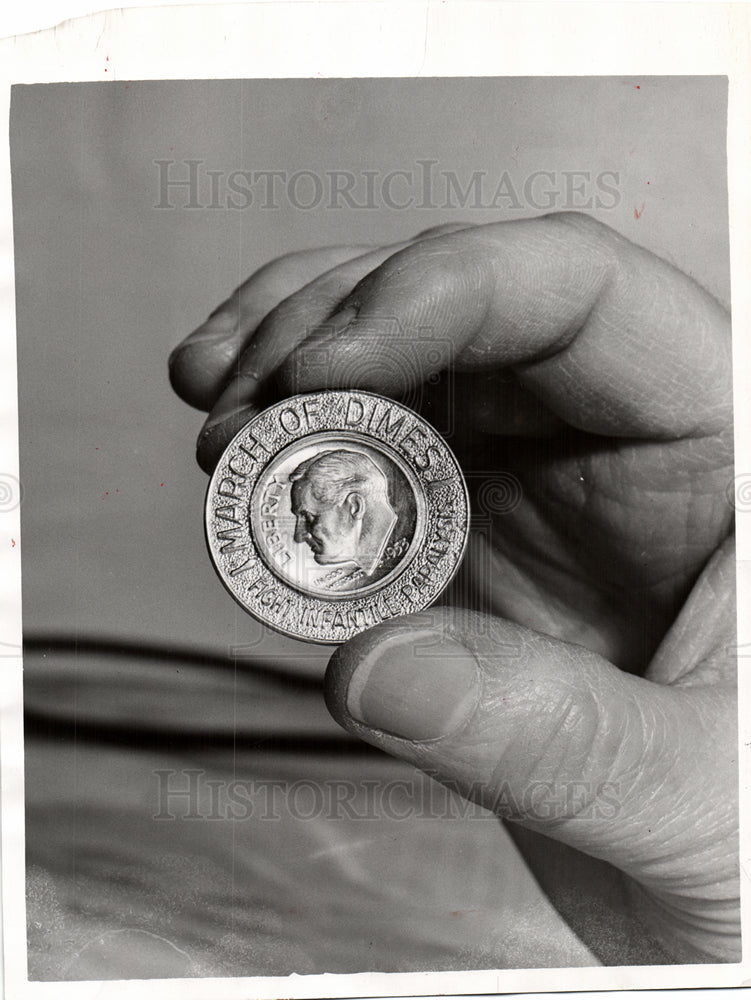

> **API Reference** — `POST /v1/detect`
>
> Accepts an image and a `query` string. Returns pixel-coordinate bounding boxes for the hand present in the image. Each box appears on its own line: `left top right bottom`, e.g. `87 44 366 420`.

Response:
169 213 737 964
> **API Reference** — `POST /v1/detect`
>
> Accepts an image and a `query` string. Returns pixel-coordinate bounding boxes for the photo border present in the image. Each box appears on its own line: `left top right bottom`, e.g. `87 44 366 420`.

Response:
1 3 749 998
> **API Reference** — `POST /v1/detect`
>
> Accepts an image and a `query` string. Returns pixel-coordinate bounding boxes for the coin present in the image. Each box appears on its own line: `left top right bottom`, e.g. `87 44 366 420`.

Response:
204 390 470 644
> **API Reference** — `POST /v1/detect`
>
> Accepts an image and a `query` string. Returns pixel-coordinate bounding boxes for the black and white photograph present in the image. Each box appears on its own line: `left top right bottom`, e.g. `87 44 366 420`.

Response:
1 5 750 997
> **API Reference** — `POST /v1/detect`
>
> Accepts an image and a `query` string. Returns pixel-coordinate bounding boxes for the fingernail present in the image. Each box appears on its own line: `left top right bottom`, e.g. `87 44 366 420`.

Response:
170 312 238 367
346 631 480 741
201 401 259 437
196 403 260 458
209 368 263 422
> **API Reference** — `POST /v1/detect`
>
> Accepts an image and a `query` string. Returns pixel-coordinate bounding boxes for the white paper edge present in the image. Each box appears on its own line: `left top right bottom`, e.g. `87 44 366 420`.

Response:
0 2 749 998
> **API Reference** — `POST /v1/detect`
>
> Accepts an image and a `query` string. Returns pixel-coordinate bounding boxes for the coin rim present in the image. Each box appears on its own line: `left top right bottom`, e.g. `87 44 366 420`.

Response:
204 389 470 645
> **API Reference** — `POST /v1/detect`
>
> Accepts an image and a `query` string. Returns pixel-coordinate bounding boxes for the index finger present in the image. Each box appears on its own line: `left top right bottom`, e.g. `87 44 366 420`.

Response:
275 212 731 441
168 244 372 411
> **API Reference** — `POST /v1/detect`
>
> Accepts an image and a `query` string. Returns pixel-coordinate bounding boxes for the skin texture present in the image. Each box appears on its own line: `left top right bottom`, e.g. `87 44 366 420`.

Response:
169 214 737 965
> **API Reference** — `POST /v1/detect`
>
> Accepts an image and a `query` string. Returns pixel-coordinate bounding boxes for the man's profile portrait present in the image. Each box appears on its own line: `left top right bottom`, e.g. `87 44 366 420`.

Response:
289 449 398 574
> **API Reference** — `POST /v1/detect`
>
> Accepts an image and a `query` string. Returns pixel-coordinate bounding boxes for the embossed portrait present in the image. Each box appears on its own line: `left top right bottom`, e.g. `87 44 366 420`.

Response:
289 449 398 574
250 434 424 599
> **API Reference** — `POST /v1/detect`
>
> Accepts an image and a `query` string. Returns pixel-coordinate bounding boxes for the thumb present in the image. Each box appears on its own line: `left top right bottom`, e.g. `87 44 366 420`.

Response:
324 608 736 896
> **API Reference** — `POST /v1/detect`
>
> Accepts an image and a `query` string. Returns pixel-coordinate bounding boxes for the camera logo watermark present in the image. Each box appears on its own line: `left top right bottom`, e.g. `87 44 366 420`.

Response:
0 473 22 512
284 317 455 436
727 474 751 512
476 473 523 516
154 160 621 213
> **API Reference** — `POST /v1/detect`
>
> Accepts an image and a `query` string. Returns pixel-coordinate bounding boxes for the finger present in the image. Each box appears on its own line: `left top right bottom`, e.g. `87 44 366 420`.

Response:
278 212 730 440
647 532 736 687
196 225 476 472
170 223 473 414
169 245 372 411
324 607 738 959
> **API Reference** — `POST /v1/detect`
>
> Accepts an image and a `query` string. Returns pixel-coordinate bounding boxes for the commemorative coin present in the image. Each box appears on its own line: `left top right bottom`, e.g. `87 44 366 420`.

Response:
205 390 470 644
